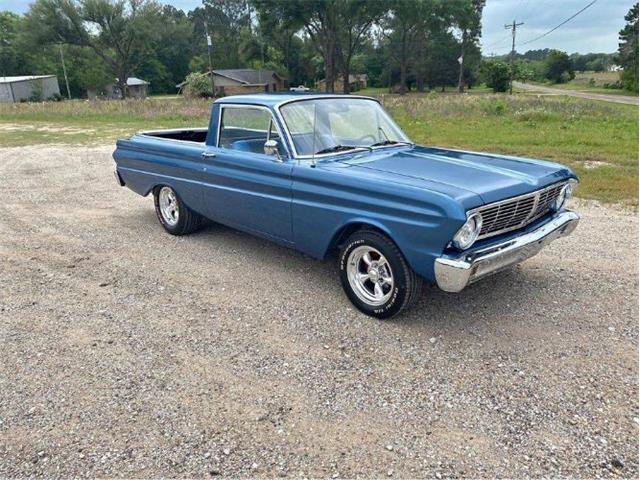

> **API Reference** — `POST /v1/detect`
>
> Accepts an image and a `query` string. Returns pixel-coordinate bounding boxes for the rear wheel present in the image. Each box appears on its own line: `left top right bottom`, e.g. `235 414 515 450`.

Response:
153 185 204 235
339 230 421 319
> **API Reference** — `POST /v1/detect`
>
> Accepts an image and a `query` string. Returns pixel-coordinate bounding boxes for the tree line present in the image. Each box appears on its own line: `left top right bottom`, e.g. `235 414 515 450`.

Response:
0 0 485 98
0 0 636 99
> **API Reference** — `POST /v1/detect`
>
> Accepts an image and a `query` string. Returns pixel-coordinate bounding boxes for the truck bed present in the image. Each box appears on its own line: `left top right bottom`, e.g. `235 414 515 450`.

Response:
140 128 208 143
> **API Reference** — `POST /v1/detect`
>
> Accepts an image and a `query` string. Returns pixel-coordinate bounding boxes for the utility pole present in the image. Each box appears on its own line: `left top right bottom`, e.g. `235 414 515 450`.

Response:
205 24 215 97
505 19 523 94
260 40 264 88
58 44 71 99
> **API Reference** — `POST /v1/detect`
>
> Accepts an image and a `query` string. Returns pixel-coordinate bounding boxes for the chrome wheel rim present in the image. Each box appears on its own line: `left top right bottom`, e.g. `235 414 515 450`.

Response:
159 187 179 227
346 246 394 307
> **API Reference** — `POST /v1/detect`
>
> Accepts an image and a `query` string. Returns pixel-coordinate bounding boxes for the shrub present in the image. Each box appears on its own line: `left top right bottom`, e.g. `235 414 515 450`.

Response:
480 60 510 93
28 79 43 102
182 72 213 98
544 50 575 84
603 81 623 90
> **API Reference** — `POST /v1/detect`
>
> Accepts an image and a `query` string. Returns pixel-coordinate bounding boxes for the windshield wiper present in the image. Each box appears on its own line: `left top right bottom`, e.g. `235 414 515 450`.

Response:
370 140 413 147
315 144 360 155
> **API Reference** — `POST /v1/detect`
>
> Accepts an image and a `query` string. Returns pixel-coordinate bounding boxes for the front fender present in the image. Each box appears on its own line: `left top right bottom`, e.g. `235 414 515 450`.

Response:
291 165 468 283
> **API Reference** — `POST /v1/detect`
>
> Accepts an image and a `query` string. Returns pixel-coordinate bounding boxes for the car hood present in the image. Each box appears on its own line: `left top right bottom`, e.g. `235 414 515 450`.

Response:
334 145 575 205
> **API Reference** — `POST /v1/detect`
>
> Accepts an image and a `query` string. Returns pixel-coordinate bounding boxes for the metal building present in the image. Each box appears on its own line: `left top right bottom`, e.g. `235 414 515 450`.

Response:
0 75 61 103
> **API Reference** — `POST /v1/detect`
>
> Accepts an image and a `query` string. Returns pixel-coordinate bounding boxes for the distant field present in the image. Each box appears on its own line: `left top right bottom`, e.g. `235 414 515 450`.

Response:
531 70 638 97
358 84 496 95
0 93 637 205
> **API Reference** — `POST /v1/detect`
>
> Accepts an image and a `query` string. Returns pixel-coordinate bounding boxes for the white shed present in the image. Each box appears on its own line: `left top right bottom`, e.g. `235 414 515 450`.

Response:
0 75 61 103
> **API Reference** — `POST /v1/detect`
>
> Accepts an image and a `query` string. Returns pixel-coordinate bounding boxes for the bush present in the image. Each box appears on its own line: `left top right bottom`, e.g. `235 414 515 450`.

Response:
544 50 575 84
28 79 43 102
480 60 510 93
182 72 213 98
603 81 623 90
621 68 639 92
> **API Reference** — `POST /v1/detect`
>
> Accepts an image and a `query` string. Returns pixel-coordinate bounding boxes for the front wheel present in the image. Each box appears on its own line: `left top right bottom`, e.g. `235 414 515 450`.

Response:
339 230 422 319
153 185 204 235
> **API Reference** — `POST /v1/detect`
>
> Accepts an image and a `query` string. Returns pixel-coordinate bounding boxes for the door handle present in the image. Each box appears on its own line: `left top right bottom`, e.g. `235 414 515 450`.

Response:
201 152 216 159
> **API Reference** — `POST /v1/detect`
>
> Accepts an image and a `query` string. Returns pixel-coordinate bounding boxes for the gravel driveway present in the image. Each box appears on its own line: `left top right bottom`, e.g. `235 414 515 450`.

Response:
1 145 637 478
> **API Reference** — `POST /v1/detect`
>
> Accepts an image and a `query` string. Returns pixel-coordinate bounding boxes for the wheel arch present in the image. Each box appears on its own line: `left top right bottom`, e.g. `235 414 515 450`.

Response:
323 220 399 258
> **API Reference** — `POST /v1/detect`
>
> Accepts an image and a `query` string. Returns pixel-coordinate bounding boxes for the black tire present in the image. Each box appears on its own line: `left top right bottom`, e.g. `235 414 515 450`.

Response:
153 185 204 236
338 229 422 319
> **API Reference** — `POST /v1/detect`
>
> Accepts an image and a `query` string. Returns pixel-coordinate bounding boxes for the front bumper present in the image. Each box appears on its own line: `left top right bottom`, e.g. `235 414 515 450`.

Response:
434 210 579 293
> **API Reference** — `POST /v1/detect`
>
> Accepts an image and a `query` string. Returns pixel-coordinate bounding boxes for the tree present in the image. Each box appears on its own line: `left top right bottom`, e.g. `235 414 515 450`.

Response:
480 60 509 92
422 29 459 91
25 0 162 98
141 5 193 93
252 0 304 82
196 0 251 69
452 0 485 92
0 12 25 77
381 0 423 94
616 2 638 92
334 0 384 93
544 50 574 84
251 1 338 92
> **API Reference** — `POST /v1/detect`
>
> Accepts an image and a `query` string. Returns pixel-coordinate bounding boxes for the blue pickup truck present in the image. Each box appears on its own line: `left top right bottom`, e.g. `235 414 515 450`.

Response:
113 93 579 318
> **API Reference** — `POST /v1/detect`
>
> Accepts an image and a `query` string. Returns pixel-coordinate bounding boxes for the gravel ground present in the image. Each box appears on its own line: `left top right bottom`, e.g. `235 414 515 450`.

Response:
0 145 637 478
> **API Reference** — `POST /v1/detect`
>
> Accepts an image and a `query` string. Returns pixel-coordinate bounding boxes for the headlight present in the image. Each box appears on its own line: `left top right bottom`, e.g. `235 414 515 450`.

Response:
452 213 483 250
553 181 575 211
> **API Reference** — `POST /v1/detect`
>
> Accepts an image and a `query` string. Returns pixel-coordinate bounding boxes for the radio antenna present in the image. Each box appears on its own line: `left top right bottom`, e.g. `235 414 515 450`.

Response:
311 102 317 167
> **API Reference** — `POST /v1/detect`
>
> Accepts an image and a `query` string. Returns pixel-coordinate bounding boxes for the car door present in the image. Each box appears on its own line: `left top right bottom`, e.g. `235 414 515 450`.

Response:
199 105 294 244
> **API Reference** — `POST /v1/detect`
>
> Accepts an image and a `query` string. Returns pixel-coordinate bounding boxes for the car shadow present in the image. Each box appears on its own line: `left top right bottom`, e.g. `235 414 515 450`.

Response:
182 220 555 329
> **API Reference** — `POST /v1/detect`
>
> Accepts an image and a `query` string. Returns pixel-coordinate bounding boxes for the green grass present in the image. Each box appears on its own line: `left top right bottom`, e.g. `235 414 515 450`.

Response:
0 94 637 205
529 71 638 97
358 84 496 96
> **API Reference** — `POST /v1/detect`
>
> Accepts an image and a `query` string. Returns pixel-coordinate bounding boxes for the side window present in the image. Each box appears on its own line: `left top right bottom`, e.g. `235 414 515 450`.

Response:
218 107 281 155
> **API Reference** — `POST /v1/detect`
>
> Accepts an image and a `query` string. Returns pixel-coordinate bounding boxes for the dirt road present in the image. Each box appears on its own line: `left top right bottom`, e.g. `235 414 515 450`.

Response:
1 145 638 478
515 81 639 105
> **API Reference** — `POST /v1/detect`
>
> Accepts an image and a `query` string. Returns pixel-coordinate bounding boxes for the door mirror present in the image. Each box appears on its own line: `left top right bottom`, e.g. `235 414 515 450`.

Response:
264 139 281 160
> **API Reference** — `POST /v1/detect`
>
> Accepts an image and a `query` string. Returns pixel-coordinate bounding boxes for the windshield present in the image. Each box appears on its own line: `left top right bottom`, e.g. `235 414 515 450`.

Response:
279 98 411 157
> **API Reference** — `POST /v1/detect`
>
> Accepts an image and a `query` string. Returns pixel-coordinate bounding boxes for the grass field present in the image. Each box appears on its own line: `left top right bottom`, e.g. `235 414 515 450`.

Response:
531 71 638 97
0 93 637 205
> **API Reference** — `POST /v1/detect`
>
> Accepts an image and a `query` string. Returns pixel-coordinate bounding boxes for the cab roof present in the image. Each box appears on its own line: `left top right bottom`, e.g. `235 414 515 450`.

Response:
213 92 375 108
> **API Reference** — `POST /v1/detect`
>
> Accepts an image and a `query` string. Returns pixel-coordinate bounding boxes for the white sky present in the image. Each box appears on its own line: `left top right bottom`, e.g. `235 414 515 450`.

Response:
1 0 635 55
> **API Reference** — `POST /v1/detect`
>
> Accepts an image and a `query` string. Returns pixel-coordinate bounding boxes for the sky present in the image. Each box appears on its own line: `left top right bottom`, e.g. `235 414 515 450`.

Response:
1 0 636 55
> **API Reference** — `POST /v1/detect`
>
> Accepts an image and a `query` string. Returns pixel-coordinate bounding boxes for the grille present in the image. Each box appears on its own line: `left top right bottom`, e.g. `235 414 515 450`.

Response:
473 182 566 239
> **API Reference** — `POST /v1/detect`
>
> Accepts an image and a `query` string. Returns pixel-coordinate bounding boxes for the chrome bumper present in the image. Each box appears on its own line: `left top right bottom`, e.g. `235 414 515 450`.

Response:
434 210 579 293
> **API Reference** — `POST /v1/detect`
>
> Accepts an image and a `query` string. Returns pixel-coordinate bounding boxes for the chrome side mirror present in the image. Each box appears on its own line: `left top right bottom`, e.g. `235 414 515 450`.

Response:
264 139 282 160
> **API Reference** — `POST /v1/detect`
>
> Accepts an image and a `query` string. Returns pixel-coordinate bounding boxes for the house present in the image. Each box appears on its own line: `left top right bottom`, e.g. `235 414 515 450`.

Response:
177 69 285 96
0 75 60 103
317 74 368 92
87 77 149 100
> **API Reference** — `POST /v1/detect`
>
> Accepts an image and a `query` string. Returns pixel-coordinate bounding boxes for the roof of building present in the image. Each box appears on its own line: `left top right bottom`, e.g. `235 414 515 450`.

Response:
176 68 283 89
0 75 57 84
213 93 375 108
113 77 149 86
126 77 149 86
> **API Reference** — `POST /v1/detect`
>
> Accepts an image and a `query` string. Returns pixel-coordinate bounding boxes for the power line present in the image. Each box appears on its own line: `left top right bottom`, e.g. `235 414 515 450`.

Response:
518 0 598 47
483 32 512 50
